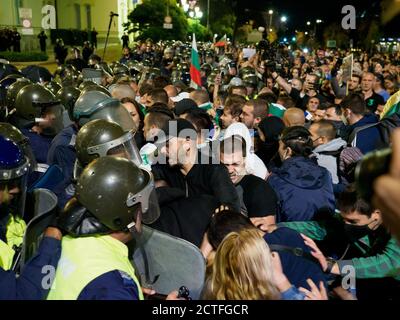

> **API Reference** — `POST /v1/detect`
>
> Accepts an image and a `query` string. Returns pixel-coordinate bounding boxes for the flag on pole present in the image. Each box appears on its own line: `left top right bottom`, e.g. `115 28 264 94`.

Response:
380 90 400 119
190 33 202 89
214 34 227 47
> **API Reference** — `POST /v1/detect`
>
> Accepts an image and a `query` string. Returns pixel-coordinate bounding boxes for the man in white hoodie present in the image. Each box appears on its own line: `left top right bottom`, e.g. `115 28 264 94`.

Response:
223 122 268 180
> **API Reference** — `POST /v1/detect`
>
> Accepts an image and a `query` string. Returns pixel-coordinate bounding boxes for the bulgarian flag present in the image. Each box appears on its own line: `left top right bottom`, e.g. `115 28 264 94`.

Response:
380 90 400 119
214 34 227 47
190 33 202 89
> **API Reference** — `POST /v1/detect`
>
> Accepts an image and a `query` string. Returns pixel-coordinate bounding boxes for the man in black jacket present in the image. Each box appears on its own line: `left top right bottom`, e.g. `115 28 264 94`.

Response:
152 118 240 213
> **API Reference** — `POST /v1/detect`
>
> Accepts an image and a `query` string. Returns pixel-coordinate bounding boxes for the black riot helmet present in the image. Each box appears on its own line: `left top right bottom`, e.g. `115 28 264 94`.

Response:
55 86 81 122
5 78 32 111
45 81 62 95
60 156 160 236
13 83 64 135
75 119 141 168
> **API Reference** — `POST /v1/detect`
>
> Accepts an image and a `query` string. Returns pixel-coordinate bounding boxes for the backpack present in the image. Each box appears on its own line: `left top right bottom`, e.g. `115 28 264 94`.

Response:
348 113 400 150
318 146 363 184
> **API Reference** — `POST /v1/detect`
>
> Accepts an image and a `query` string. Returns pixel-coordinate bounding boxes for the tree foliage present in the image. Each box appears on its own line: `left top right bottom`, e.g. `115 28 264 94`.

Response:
322 23 350 48
187 19 212 41
126 0 188 41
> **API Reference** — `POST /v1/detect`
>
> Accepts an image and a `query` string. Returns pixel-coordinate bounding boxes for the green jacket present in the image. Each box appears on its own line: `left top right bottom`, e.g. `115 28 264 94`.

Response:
281 216 400 280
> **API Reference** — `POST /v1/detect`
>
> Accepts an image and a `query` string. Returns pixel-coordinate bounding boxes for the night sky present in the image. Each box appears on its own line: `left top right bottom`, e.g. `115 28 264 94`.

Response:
235 0 379 30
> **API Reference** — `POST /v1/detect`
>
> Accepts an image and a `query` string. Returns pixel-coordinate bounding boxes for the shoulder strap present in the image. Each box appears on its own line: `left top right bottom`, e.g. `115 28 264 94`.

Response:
348 122 379 147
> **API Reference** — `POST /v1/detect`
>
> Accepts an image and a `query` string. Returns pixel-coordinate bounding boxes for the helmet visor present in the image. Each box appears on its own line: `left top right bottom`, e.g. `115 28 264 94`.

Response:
126 169 160 224
87 130 143 167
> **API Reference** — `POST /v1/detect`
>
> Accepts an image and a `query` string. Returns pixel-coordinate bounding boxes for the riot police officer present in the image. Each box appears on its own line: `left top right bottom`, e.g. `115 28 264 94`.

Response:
0 135 62 300
12 84 64 167
47 156 160 300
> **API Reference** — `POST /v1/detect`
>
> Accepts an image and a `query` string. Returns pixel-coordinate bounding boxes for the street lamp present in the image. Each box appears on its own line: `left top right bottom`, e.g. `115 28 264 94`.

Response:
268 9 273 32
194 6 203 18
314 19 323 38
307 21 311 26
281 16 287 23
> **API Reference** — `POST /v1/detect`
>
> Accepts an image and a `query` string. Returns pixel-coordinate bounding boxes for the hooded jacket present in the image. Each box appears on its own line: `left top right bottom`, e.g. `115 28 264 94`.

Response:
268 156 335 222
313 138 347 184
223 122 268 179
348 114 381 154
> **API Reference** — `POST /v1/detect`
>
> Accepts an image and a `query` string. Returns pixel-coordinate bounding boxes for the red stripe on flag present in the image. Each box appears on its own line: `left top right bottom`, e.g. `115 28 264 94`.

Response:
190 64 202 87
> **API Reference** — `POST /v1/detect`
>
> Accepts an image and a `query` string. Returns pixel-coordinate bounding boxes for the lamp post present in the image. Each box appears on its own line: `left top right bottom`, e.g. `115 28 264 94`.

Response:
268 10 273 32
207 0 210 30
314 19 322 39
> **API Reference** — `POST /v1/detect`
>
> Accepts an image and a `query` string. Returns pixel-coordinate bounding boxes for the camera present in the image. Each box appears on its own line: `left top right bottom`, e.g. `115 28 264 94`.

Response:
355 148 392 201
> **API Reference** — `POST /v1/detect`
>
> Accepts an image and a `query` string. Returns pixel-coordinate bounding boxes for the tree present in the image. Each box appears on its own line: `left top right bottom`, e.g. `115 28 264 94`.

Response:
199 0 236 39
323 23 350 49
187 19 212 41
125 0 188 41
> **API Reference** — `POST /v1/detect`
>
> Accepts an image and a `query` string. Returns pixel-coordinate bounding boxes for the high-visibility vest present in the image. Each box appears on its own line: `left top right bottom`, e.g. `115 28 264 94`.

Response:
0 215 26 270
47 235 143 300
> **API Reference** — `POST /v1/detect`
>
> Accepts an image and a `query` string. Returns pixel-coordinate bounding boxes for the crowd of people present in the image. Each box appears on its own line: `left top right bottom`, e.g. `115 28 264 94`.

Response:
1 36 400 301
0 27 21 52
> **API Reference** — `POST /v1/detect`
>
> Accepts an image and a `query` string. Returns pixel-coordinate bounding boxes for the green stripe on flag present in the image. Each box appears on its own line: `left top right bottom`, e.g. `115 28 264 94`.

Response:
191 48 201 70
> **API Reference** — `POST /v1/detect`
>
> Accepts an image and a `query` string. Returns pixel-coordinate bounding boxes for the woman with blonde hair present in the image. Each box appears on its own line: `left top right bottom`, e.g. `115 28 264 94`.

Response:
202 228 280 300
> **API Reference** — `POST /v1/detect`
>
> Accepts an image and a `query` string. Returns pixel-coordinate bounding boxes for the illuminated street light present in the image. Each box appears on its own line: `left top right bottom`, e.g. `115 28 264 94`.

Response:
307 21 311 26
281 16 287 22
316 19 322 23
305 31 308 35
269 10 273 15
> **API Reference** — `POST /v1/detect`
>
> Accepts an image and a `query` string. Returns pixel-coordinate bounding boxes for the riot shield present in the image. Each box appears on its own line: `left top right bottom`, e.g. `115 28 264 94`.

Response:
13 188 58 271
129 225 206 300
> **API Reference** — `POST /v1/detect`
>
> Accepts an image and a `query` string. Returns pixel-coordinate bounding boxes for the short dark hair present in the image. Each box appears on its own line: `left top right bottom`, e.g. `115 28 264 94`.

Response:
258 92 278 104
220 135 247 158
207 209 254 250
351 74 362 83
153 75 171 89
224 95 246 118
311 120 336 141
281 126 313 157
150 88 169 105
326 103 342 116
191 89 210 104
340 93 366 115
139 83 153 96
245 99 269 120
338 185 374 217
146 106 174 129
184 109 213 133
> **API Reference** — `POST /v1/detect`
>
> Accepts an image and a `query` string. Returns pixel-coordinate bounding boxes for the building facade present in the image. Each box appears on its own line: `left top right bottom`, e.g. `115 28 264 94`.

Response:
0 0 139 51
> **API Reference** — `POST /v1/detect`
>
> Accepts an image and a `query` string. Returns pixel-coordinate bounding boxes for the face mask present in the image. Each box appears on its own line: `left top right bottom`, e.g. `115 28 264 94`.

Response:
344 220 376 242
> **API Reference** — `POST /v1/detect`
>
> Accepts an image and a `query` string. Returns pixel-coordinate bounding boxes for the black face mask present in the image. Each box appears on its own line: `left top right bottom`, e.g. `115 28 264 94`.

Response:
344 220 376 242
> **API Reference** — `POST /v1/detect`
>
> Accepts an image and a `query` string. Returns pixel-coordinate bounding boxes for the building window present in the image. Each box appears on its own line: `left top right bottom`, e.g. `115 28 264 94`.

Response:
74 3 81 29
85 4 91 30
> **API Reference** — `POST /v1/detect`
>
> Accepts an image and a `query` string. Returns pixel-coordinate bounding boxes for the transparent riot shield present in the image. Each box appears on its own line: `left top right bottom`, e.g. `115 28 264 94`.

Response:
129 225 206 300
